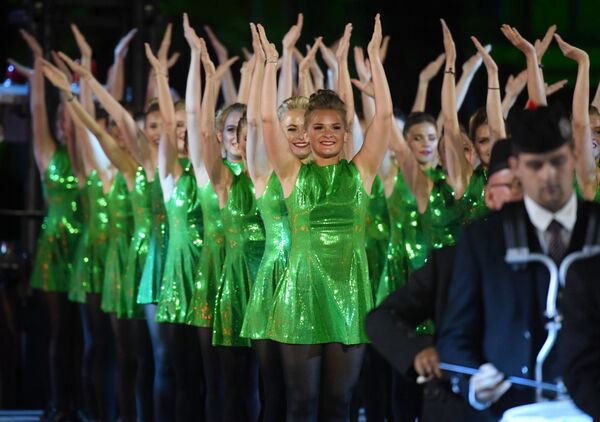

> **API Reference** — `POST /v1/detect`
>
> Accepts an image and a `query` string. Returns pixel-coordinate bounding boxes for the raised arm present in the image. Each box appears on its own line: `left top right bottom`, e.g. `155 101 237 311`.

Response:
245 23 272 196
336 23 355 159
471 37 506 148
183 13 209 188
237 56 255 104
70 24 95 118
319 41 339 91
412 53 445 113
145 43 182 198
501 70 527 119
42 61 136 186
501 24 547 107
440 19 471 199
278 13 303 104
105 28 137 101
145 24 178 107
258 23 301 195
554 34 597 199
204 25 237 105
592 81 600 111
298 40 321 97
352 14 393 193
19 30 56 173
354 47 375 125
199 44 232 197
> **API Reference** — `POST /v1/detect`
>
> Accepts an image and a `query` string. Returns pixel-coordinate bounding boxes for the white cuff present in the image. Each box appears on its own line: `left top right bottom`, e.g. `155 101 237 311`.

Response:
468 383 492 410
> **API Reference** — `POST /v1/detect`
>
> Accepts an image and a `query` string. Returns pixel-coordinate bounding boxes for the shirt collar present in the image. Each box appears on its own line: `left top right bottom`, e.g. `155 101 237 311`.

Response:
523 193 577 232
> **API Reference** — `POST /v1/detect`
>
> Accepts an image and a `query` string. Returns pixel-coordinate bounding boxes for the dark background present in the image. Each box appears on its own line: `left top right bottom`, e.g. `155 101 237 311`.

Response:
1 0 600 244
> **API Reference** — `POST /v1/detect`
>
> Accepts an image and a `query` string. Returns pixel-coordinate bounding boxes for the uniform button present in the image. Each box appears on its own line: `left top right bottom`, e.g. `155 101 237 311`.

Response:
523 330 531 339
521 366 528 375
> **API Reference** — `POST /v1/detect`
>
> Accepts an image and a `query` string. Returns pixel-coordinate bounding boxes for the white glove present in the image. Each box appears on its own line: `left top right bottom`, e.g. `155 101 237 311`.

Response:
468 363 512 410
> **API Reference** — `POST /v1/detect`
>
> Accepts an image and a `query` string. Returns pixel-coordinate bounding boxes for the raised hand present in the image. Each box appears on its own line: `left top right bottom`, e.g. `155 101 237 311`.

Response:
57 51 92 80
204 25 229 62
114 28 137 59
500 24 535 55
299 38 322 74
419 53 445 83
7 58 33 79
554 33 589 63
545 79 568 96
282 13 303 50
351 78 374 98
504 70 527 96
50 51 72 83
157 23 173 68
462 43 490 74
257 24 280 63
183 13 202 53
380 35 390 63
319 41 338 72
19 29 43 58
145 43 165 75
250 23 265 62
215 56 239 80
367 14 384 60
534 24 557 62
354 47 371 82
440 19 456 65
41 59 72 93
471 36 497 73
335 23 353 63
70 24 92 58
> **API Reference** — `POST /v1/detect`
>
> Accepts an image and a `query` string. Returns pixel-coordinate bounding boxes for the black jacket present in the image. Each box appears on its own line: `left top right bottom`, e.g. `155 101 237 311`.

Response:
437 200 600 421
560 253 600 420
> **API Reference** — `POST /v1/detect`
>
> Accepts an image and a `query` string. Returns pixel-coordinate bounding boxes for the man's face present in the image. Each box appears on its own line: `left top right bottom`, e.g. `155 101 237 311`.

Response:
509 143 575 212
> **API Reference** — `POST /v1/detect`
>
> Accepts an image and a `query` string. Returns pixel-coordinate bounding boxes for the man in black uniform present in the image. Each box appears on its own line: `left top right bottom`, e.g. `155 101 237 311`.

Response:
365 138 520 421
436 105 600 421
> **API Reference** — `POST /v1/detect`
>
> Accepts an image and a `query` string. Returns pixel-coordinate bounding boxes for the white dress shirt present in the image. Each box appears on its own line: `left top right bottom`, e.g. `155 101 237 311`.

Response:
523 193 577 253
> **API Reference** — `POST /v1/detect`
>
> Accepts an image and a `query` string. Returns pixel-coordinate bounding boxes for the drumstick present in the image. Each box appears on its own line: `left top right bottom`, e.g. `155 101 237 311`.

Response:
439 362 564 393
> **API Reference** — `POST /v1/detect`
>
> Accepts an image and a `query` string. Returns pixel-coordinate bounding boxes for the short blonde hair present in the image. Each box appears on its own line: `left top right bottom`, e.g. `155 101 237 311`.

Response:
277 96 309 121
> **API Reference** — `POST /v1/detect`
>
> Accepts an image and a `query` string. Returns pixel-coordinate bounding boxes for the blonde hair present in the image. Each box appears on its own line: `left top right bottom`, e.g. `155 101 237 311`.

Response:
216 103 247 132
277 96 309 121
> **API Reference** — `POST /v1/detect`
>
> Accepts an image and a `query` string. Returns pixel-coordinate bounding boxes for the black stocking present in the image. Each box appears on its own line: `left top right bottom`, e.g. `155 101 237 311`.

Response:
280 344 322 422
218 346 260 422
44 291 78 412
362 346 392 422
109 316 154 422
198 327 223 422
79 293 113 421
252 340 286 422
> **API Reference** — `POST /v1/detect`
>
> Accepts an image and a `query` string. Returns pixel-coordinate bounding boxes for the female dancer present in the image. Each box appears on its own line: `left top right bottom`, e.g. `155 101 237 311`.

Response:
18 30 83 421
260 15 393 420
57 46 156 420
145 40 204 421
200 36 265 421
181 14 224 422
239 22 308 422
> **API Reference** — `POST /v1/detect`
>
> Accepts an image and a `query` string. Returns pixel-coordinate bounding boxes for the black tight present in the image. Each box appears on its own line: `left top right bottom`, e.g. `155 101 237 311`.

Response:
198 327 223 422
145 305 202 422
43 291 79 412
280 343 365 422
218 346 260 422
80 293 113 421
109 315 154 422
252 340 286 422
362 346 392 422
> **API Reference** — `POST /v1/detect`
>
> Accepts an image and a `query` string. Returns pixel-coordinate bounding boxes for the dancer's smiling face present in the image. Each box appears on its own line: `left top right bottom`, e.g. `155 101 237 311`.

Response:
219 109 244 161
305 109 346 161
282 109 310 159
406 122 439 166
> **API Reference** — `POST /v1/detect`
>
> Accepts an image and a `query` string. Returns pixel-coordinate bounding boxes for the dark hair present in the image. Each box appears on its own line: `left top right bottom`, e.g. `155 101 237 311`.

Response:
304 89 347 129
402 112 436 137
590 106 600 117
96 107 109 123
217 103 247 132
468 107 488 141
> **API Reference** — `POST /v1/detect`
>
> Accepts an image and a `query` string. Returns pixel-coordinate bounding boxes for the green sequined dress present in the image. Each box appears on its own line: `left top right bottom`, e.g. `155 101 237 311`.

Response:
458 165 488 223
241 172 290 340
212 162 265 347
156 159 203 323
137 171 168 305
121 167 152 319
186 181 225 327
375 170 414 305
101 172 133 314
365 175 390 300
69 170 110 303
30 146 82 292
267 160 373 345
